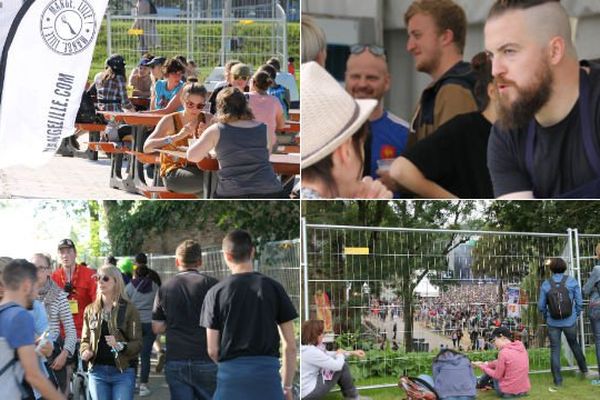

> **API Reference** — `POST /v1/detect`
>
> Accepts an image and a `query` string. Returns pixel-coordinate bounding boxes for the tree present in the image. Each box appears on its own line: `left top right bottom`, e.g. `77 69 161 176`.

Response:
304 200 480 351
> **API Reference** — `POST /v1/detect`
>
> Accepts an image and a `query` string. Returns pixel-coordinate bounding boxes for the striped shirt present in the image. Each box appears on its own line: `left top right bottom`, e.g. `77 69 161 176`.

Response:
38 280 77 356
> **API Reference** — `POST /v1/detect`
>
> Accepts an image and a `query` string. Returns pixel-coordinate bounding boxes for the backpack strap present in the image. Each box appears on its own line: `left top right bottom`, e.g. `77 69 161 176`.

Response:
559 275 569 287
0 303 21 378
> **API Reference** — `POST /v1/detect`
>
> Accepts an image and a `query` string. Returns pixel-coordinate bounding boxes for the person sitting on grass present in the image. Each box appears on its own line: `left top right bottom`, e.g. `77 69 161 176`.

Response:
300 320 371 400
472 327 530 398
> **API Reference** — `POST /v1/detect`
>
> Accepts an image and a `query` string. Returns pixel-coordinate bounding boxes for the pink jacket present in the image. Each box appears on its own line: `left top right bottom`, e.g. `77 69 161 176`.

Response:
480 340 530 395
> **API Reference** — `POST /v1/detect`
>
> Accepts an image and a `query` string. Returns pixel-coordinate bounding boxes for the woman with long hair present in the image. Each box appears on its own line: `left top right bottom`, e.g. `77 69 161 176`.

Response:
95 55 134 112
187 87 284 198
247 69 285 152
300 320 369 400
80 265 142 400
143 82 212 196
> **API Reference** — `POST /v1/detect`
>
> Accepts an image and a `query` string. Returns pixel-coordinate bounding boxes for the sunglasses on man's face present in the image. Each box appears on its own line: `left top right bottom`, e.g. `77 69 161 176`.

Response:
94 275 111 283
350 44 387 58
186 100 206 110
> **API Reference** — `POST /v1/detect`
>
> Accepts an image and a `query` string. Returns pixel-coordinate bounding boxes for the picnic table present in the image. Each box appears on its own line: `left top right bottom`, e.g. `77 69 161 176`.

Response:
157 149 300 198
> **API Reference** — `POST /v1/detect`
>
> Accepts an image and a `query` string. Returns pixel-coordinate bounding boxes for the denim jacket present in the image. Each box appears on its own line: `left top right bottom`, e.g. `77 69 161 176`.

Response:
538 273 582 327
583 265 600 302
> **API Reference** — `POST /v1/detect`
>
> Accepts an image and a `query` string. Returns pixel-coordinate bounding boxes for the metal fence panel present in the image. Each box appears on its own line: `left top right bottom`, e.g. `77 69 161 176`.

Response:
105 0 288 79
301 222 593 389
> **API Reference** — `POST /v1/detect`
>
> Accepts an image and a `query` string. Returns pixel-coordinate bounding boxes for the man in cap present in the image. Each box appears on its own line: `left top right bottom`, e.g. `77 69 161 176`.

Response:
129 56 153 99
473 327 530 397
152 240 218 399
200 230 297 399
208 63 251 115
51 239 96 339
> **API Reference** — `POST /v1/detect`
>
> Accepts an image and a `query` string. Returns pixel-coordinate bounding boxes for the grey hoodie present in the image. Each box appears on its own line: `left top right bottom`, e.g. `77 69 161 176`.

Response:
432 350 477 399
583 264 600 301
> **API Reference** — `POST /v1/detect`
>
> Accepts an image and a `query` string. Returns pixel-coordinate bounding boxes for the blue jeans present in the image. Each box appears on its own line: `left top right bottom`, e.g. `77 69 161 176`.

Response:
492 379 527 398
590 316 600 375
164 359 217 400
137 323 156 384
547 323 588 385
88 365 135 400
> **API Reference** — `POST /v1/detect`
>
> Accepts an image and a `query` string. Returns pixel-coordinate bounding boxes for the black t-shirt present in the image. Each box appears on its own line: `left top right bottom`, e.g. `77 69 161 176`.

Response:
152 270 218 362
94 320 116 366
403 112 493 198
200 272 298 362
487 66 600 198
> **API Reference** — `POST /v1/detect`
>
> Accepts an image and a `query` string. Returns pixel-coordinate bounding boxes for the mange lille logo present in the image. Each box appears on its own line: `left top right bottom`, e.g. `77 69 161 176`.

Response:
40 0 97 55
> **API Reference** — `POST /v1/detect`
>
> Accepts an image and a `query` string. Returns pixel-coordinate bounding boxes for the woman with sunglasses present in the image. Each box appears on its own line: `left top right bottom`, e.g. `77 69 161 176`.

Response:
187 87 284 198
144 82 212 196
80 265 142 400
148 58 186 114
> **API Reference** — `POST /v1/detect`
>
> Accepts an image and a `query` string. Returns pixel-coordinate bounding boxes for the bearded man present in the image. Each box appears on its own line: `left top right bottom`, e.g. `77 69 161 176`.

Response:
486 0 600 198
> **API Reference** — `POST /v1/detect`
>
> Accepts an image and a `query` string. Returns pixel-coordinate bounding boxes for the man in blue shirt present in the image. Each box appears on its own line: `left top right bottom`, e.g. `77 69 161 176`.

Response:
344 45 409 194
537 257 591 387
0 259 64 400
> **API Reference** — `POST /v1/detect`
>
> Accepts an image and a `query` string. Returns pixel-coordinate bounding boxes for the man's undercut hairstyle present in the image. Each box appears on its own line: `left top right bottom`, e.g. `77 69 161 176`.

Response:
404 0 467 54
176 239 203 268
222 230 254 263
488 0 561 19
2 259 38 290
487 0 575 57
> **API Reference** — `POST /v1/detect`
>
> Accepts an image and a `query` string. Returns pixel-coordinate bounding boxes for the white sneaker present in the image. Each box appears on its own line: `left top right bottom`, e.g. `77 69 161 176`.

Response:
139 384 151 397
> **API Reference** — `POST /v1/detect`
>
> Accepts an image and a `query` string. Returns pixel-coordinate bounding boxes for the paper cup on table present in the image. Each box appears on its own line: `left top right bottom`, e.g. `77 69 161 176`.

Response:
376 158 395 171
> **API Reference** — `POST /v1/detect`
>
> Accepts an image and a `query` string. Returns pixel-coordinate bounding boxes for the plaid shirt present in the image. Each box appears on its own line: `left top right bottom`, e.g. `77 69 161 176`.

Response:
96 74 133 112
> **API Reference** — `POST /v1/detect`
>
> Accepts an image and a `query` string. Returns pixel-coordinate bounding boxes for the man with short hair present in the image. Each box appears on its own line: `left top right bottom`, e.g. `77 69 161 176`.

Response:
152 239 219 400
0 259 65 400
200 230 297 400
405 0 478 145
208 63 251 115
213 59 241 92
537 258 591 388
50 239 96 339
344 45 409 188
267 57 299 109
485 0 600 198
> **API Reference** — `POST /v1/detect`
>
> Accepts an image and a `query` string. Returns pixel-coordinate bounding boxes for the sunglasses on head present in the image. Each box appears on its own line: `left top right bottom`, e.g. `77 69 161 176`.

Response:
186 100 206 110
350 44 387 58
94 275 111 282
234 75 249 81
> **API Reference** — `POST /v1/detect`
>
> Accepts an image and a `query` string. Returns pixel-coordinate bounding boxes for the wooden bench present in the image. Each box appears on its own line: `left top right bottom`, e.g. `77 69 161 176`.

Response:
289 109 300 122
57 123 107 160
137 185 198 199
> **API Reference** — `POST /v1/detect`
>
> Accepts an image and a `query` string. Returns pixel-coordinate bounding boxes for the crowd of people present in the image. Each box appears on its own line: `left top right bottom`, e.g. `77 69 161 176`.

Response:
80 49 298 198
0 230 297 400
301 0 600 199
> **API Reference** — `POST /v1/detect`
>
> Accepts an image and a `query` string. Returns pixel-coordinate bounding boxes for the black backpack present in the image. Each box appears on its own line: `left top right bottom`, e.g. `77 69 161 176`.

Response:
546 275 573 319
75 90 107 124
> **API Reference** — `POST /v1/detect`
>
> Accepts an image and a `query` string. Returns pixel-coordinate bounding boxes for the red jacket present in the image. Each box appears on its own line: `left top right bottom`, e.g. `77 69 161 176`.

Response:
51 264 97 338
480 340 530 395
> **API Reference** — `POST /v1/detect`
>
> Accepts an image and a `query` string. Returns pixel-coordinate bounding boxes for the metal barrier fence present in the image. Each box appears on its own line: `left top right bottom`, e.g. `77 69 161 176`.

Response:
104 0 288 78
301 221 597 389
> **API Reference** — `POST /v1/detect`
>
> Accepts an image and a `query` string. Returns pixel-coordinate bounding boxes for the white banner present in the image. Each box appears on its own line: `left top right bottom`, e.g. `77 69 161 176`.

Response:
0 0 108 168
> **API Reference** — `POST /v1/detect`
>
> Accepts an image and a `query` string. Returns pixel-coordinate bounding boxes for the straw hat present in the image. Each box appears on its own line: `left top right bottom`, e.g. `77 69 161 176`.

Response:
301 61 377 168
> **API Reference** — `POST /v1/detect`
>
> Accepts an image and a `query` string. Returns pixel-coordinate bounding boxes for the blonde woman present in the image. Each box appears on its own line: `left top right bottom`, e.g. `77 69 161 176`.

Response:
187 87 283 198
80 265 142 400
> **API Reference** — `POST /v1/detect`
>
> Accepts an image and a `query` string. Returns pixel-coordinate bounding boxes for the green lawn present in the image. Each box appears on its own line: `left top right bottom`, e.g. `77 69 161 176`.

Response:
322 371 600 399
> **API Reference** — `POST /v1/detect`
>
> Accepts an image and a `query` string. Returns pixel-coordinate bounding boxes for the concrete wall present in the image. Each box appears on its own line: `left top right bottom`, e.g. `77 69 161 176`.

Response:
303 0 600 120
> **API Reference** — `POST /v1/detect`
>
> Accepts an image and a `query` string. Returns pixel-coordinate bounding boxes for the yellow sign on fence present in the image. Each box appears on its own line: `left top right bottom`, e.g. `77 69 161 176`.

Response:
344 247 370 255
128 29 144 36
